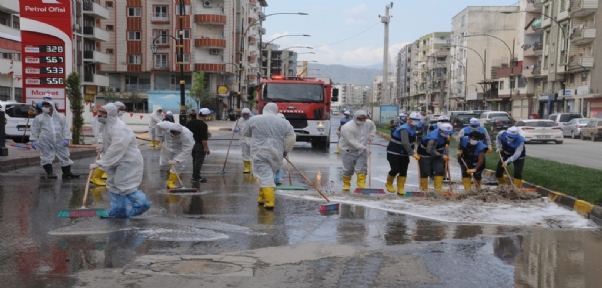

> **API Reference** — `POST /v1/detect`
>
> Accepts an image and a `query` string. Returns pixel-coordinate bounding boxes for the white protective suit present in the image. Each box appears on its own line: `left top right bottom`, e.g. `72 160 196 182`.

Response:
149 110 163 141
157 122 195 173
234 108 253 161
95 104 144 195
339 110 376 176
242 103 296 187
30 104 73 167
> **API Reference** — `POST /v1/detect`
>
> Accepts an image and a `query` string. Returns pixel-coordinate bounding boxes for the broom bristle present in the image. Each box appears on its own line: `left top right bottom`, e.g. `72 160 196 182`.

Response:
167 188 199 193
354 188 387 195
58 209 109 218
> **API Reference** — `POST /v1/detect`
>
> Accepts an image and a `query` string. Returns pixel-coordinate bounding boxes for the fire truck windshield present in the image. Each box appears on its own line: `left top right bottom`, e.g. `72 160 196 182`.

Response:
262 83 324 103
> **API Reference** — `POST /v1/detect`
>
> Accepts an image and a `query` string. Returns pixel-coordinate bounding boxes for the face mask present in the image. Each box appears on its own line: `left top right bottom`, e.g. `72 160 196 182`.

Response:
469 140 479 145
97 117 108 123
470 126 479 130
118 111 125 117
42 107 50 114
356 121 365 126
506 137 515 142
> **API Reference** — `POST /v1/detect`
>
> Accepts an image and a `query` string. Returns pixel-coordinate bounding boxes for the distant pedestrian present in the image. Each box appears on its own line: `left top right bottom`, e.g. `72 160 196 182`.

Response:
233 108 253 173
335 111 353 154
189 109 197 121
186 108 211 183
148 108 163 148
163 111 175 122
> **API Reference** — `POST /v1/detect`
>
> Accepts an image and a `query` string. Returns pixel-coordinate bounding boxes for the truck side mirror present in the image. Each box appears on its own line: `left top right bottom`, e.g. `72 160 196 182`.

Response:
332 88 339 102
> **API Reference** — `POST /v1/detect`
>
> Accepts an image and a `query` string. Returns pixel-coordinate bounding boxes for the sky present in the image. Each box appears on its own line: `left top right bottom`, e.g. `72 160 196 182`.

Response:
261 0 520 67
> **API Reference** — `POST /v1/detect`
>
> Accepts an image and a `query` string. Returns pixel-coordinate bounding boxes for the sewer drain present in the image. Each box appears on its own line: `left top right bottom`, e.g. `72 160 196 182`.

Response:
149 260 243 276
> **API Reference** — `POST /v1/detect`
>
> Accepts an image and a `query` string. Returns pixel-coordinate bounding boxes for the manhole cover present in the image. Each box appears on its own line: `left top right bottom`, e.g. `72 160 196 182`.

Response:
149 260 243 276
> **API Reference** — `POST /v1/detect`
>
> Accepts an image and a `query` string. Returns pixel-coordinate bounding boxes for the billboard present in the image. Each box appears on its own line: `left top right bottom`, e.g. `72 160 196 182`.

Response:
20 0 72 116
380 105 399 126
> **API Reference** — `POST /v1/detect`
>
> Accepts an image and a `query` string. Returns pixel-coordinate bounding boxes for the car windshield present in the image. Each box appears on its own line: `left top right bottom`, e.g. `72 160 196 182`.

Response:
488 113 508 118
525 121 555 127
456 114 479 122
559 114 583 122
262 83 324 103
579 119 591 124
5 104 31 118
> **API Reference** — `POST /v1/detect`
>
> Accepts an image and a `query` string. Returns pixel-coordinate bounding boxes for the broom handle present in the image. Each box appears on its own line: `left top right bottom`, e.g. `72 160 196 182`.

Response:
368 141 372 187
222 119 239 172
82 152 101 208
415 138 421 179
161 145 185 187
22 112 31 142
285 156 330 203
287 159 292 186
459 156 481 189
446 161 453 194
497 151 516 188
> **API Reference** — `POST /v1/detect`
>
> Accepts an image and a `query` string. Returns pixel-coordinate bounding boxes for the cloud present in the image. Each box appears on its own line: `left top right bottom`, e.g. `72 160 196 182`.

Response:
343 4 368 15
312 42 413 66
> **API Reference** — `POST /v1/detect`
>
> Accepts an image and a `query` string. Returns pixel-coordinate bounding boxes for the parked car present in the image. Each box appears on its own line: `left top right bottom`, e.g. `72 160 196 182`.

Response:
562 118 592 138
515 120 563 144
450 112 481 132
579 119 602 141
547 113 584 127
470 110 488 117
484 116 516 133
0 101 34 143
479 111 510 126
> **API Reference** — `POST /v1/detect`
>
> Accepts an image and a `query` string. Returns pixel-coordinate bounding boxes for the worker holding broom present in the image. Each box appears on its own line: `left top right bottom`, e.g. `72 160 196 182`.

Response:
339 110 376 191
335 111 352 154
233 108 253 173
90 104 107 186
456 131 488 190
157 122 195 189
242 103 296 209
456 118 493 153
416 123 454 192
495 126 526 187
148 108 163 148
385 112 422 195
89 103 151 218
273 113 294 185
30 101 79 179
186 108 211 183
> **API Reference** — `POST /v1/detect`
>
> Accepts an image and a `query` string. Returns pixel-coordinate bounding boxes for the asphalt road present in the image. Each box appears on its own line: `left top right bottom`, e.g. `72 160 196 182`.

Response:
523 137 602 170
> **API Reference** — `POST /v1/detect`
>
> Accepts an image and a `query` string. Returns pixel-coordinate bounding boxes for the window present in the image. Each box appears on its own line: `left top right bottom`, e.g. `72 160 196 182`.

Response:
499 80 504 90
106 49 114 54
155 54 168 68
569 73 575 84
560 0 566 12
0 86 9 101
176 29 191 39
175 4 191 15
127 7 141 17
128 54 141 64
14 87 22 103
179 54 190 63
106 1 113 8
153 30 169 44
127 31 141 40
106 25 114 31
154 6 168 19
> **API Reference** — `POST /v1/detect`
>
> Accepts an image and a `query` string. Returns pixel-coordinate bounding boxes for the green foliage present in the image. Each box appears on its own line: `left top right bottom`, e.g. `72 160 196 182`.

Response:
65 72 84 144
190 71 209 107
127 90 142 111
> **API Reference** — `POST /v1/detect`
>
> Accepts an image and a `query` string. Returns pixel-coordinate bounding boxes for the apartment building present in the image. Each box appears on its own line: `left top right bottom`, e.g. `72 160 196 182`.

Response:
395 43 412 110
450 6 518 111
263 44 297 77
0 1 21 102
589 0 602 117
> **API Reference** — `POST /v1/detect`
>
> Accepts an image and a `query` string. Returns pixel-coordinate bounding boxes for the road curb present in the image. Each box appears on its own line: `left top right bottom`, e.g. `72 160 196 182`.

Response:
0 148 97 172
483 169 602 225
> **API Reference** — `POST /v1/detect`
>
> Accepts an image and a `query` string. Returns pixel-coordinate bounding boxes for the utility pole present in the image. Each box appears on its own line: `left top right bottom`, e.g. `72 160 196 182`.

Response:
380 3 392 105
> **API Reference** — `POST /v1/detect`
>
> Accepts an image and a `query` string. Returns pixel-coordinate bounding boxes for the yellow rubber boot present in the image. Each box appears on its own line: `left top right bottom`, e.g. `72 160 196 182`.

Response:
357 174 367 189
462 178 472 191
342 176 352 191
434 176 444 192
385 175 395 192
258 187 265 204
497 177 507 185
90 168 106 186
243 161 251 173
166 171 178 189
101 171 107 179
263 187 275 208
150 140 156 148
397 176 406 195
419 178 429 192
335 143 340 154
513 178 523 188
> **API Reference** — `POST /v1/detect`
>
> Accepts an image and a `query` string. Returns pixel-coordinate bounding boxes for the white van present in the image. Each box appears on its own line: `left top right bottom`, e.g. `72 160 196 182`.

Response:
0 101 35 143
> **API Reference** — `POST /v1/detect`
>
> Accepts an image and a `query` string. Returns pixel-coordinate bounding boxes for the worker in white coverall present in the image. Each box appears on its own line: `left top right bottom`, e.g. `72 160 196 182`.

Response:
157 122 195 189
242 103 296 208
273 113 293 185
148 108 163 148
89 103 151 218
339 110 376 191
90 104 107 186
233 108 253 173
30 101 80 179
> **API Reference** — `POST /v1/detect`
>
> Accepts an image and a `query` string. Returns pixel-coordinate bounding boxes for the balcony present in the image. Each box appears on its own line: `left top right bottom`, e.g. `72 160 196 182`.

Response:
83 26 110 42
82 1 109 20
125 84 151 92
248 36 257 45
530 19 542 31
194 63 227 72
194 37 226 48
570 0 598 17
0 0 19 14
570 28 595 45
570 56 594 68
151 13 170 24
533 43 543 55
153 60 170 71
83 50 110 64
83 73 109 87
0 24 20 41
154 84 191 91
541 15 551 28
532 65 542 77
557 9 570 22
193 14 226 25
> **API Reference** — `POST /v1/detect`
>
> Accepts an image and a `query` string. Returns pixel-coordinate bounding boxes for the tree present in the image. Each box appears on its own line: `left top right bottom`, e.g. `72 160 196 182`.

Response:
127 90 143 112
65 72 84 144
190 71 209 108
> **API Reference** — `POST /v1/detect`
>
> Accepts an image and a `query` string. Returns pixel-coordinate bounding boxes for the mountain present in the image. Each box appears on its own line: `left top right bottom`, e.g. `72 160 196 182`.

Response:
306 64 383 86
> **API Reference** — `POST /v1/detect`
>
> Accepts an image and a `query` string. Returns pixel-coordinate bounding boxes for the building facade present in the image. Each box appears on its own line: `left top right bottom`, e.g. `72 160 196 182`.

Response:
0 2 21 102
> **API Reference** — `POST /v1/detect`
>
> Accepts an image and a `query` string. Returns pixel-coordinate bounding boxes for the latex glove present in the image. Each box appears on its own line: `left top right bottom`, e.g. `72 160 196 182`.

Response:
487 147 493 154
467 169 476 174
504 160 511 167
233 127 240 132
496 148 501 154
62 139 69 147
336 131 340 135
442 155 450 162
96 143 103 153
30 141 37 150
412 154 420 161
168 160 177 165
456 151 462 157
89 163 99 170
283 152 288 157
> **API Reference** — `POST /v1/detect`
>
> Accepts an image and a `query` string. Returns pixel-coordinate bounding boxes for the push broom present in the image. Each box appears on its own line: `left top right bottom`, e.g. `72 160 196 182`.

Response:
276 156 308 191
497 151 534 193
221 119 239 174
459 156 482 189
405 138 436 197
285 157 339 214
354 140 386 195
58 152 109 218
161 146 198 193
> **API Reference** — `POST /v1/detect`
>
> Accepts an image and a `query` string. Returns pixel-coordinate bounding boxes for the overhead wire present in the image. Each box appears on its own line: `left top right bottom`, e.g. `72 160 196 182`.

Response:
324 22 380 46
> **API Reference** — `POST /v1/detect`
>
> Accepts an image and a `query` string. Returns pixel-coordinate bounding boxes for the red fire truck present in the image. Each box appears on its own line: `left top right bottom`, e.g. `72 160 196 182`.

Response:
255 75 339 149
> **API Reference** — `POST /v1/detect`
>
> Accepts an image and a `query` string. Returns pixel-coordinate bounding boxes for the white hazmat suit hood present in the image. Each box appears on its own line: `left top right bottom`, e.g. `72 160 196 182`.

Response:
263 103 279 115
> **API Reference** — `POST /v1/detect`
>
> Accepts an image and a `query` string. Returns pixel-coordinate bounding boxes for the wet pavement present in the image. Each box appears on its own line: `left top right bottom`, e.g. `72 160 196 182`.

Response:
1 120 601 287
